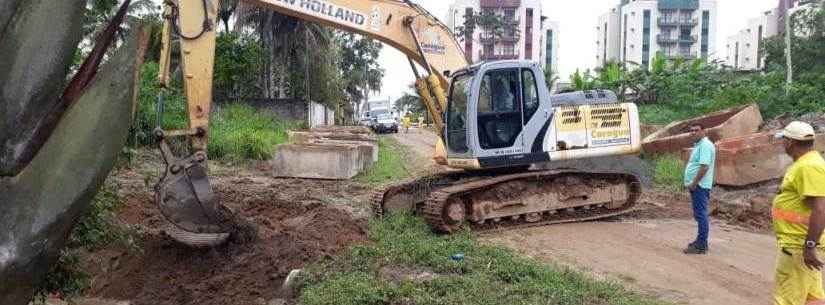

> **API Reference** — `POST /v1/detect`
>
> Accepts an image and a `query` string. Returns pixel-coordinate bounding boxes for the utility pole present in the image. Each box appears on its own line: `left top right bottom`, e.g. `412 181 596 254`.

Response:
784 0 794 94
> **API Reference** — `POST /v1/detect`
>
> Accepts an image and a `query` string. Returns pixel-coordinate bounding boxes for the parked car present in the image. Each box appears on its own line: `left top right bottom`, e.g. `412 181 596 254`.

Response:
372 114 399 133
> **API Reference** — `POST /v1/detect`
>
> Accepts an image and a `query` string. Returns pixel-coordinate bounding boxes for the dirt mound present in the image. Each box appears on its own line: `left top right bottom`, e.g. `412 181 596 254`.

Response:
84 171 368 305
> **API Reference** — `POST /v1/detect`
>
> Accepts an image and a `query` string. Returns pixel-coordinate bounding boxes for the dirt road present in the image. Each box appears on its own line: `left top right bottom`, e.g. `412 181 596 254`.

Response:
393 129 779 305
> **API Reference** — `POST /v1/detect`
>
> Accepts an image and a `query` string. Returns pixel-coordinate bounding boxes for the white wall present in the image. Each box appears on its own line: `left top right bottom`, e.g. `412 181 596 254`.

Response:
620 1 659 66
595 6 621 65
726 8 779 70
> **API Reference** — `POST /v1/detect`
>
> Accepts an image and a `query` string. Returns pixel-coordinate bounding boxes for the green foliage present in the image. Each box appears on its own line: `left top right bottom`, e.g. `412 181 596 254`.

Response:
454 9 519 44
543 67 559 91
300 213 672 305
355 137 412 185
39 182 138 299
652 154 685 191
213 33 265 102
208 103 297 160
337 33 385 120
129 62 188 147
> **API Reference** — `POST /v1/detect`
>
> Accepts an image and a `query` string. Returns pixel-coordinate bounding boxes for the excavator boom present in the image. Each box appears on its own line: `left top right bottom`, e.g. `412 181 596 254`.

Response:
156 0 469 245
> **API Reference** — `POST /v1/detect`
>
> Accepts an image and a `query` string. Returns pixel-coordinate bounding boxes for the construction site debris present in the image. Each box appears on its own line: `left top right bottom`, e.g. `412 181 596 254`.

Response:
642 104 762 155
682 132 825 186
272 127 378 180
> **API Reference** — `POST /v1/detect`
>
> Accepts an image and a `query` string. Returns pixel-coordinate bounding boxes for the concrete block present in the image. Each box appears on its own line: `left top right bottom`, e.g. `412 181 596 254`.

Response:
311 139 377 170
288 131 377 144
271 143 362 180
643 104 762 155
682 132 825 186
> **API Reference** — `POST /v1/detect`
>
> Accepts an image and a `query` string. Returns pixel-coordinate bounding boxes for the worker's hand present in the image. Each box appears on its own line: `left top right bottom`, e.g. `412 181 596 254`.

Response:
687 183 698 192
803 247 824 270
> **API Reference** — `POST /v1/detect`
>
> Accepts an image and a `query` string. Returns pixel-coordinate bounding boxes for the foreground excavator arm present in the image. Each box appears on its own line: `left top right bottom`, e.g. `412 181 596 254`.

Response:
154 0 469 246
158 0 468 150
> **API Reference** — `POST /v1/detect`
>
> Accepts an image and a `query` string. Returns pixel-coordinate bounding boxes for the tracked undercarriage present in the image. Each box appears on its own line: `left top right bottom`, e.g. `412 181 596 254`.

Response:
372 170 642 233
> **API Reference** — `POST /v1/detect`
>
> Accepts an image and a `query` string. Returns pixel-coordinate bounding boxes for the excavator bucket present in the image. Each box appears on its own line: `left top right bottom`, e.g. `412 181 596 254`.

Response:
155 134 236 247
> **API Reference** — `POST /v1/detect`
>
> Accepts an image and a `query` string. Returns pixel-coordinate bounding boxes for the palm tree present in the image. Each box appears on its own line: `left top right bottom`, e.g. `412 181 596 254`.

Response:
235 2 337 100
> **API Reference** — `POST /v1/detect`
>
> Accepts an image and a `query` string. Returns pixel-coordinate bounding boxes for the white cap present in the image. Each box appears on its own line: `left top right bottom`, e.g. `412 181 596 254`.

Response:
775 121 816 141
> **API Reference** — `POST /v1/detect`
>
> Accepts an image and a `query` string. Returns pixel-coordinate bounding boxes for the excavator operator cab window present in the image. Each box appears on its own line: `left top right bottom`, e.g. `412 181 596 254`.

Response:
447 72 472 154
477 69 523 150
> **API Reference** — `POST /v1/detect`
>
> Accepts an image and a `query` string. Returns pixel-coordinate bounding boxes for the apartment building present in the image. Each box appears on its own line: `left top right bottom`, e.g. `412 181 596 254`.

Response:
725 9 779 71
725 0 819 70
595 0 718 69
446 0 558 71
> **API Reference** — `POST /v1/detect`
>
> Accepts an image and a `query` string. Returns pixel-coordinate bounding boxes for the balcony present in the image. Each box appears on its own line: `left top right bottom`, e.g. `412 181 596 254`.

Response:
479 33 520 43
664 51 698 59
479 50 520 61
656 34 678 44
656 34 697 44
657 17 698 27
480 0 521 8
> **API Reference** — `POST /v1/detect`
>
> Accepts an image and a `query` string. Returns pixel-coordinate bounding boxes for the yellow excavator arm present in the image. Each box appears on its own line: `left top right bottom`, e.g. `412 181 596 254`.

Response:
154 0 469 246
158 0 469 153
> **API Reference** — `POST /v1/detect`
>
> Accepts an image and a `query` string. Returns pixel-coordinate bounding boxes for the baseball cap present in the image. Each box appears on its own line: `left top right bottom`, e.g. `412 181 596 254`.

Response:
775 121 816 141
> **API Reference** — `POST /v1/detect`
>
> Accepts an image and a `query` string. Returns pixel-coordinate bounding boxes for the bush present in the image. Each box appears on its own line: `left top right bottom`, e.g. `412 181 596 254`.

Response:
129 62 188 147
208 103 297 160
652 154 685 191
38 182 138 299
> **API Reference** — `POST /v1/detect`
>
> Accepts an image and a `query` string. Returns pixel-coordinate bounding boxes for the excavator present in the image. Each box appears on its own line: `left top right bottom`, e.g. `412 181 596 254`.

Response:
1 1 642 301
153 0 644 246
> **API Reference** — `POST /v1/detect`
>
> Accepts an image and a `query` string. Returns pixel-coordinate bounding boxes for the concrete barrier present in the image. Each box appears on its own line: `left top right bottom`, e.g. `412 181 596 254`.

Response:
643 104 762 155
272 143 363 180
288 130 377 144
681 133 825 186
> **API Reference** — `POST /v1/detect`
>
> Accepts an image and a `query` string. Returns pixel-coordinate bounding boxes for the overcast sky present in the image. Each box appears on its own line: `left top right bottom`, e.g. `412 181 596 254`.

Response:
371 0 779 102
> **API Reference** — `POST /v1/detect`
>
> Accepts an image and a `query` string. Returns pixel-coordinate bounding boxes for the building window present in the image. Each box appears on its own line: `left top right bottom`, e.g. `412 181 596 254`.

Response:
642 10 651 69
757 25 763 69
701 10 710 58
623 14 628 62
546 29 554 68
603 22 608 64
525 8 533 60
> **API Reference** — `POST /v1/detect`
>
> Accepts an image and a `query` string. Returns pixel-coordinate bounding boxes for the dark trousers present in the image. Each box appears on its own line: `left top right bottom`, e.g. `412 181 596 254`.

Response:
690 187 711 249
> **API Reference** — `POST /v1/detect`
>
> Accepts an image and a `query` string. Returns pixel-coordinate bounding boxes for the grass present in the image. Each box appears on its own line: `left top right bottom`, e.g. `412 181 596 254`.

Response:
651 154 686 192
355 136 413 186
299 213 673 305
208 103 299 160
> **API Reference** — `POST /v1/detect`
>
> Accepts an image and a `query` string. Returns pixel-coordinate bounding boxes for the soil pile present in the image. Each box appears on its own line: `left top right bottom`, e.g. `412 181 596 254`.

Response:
84 171 369 305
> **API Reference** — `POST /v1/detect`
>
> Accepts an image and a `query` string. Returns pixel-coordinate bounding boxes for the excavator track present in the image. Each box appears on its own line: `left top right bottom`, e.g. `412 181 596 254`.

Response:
373 169 641 233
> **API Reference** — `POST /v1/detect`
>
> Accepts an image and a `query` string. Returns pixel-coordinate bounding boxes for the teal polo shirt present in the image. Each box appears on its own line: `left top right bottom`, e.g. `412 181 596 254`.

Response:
684 137 716 190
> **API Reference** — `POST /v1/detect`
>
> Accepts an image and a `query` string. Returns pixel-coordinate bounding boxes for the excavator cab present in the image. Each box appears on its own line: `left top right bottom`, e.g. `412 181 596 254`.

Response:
445 60 641 170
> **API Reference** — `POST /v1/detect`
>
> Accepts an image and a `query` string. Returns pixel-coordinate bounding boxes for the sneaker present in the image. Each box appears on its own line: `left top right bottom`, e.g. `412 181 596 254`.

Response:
683 243 708 255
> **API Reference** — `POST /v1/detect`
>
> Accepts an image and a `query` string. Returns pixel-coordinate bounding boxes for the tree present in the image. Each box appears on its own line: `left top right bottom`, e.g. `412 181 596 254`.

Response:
543 67 559 92
218 0 238 32
235 4 345 107
336 32 384 118
453 9 520 58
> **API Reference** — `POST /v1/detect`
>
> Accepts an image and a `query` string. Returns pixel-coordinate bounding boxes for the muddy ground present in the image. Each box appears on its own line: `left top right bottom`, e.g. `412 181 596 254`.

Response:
401 129 783 305
74 127 783 305
80 155 373 305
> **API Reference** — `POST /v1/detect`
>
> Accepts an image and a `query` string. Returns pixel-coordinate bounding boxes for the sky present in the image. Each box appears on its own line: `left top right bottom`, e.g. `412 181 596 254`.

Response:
371 0 779 102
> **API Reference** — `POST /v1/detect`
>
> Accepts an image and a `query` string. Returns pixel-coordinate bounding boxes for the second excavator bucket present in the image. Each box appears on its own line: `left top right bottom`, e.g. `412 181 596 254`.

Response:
154 130 254 247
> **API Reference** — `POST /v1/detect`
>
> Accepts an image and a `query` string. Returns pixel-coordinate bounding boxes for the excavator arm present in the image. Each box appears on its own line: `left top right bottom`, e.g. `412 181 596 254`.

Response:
155 0 469 246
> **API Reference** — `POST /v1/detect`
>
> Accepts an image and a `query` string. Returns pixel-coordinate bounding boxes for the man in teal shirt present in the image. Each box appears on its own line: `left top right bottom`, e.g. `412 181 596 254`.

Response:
683 125 716 254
